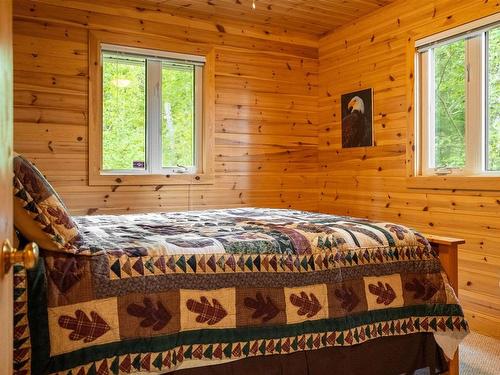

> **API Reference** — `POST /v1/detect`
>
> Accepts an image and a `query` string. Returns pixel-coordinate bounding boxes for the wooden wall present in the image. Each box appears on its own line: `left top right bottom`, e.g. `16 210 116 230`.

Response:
319 0 500 338
12 0 319 215
13 0 500 338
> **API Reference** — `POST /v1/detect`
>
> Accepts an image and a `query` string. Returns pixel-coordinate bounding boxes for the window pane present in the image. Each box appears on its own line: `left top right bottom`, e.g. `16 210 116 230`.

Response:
161 63 195 168
487 27 500 171
102 53 146 171
433 39 466 168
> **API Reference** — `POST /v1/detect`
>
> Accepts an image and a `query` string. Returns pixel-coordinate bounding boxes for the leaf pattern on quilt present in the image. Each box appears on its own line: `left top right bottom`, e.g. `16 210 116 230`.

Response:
334 285 360 312
167 238 214 248
405 278 438 301
127 297 171 331
296 223 336 234
414 232 430 248
368 281 396 305
58 310 110 342
270 225 311 254
186 297 227 325
18 162 46 201
47 206 76 229
73 208 434 257
290 292 322 318
136 224 192 236
342 224 384 245
244 292 280 322
49 257 85 293
384 224 408 240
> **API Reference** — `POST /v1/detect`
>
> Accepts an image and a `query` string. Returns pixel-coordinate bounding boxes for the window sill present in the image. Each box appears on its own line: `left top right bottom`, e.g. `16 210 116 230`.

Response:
88 172 214 186
406 176 500 191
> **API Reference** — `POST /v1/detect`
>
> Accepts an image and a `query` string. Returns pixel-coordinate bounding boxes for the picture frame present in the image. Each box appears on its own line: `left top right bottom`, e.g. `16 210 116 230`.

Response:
341 88 374 148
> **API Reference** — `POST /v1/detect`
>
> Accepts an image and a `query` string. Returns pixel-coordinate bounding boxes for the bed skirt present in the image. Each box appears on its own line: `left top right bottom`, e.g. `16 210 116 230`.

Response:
171 333 448 375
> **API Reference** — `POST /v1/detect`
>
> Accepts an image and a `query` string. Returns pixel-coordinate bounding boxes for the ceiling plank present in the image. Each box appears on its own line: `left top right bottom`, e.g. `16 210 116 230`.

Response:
138 0 395 37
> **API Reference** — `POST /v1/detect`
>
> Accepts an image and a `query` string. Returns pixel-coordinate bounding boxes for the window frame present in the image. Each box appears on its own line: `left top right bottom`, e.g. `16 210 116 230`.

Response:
89 31 215 186
101 44 203 176
406 12 500 190
418 35 486 177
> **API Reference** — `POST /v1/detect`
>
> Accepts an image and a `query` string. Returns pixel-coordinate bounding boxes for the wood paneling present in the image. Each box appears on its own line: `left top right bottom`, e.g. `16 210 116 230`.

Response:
13 0 499 340
135 0 394 39
12 0 319 215
318 0 500 338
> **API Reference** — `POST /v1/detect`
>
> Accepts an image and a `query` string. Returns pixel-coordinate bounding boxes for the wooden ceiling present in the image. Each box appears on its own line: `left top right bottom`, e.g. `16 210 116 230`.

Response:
140 0 395 38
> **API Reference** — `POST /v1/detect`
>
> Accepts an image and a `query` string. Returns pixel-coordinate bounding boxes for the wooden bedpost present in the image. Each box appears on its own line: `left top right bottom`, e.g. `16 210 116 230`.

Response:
424 234 465 375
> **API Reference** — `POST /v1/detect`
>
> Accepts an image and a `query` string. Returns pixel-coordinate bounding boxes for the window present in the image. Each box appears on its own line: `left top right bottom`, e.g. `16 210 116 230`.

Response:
101 44 204 175
89 32 215 186
416 16 500 176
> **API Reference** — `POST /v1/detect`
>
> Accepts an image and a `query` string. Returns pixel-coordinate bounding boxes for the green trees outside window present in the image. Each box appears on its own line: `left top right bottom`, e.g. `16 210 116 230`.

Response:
102 54 146 171
161 63 195 168
434 39 466 169
424 25 499 173
487 27 500 171
101 51 198 172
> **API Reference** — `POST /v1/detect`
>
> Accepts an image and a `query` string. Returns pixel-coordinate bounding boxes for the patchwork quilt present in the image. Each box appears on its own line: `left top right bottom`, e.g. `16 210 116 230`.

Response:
15 208 468 375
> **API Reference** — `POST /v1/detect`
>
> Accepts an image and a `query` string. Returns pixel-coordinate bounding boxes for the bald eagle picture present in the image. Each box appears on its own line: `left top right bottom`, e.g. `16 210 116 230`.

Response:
341 88 373 148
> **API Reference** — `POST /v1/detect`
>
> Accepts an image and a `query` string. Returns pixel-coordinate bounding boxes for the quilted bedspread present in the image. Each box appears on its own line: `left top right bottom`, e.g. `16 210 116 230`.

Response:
15 208 468 375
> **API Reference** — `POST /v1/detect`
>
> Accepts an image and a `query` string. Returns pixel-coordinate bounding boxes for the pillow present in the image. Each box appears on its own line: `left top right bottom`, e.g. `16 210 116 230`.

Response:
13 154 80 251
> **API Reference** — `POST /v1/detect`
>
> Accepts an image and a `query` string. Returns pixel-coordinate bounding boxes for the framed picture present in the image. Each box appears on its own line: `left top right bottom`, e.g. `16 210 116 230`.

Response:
341 88 373 148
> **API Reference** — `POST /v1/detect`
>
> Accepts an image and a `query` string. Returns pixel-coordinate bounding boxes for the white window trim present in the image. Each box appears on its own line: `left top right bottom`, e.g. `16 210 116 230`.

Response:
465 36 485 175
100 43 204 176
101 43 206 64
416 13 500 177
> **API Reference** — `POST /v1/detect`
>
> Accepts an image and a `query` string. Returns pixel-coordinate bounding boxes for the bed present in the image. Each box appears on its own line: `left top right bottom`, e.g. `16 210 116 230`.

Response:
11 155 468 375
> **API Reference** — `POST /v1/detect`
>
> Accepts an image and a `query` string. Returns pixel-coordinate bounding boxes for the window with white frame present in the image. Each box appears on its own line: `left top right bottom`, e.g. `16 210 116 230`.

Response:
101 44 204 175
416 15 499 176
